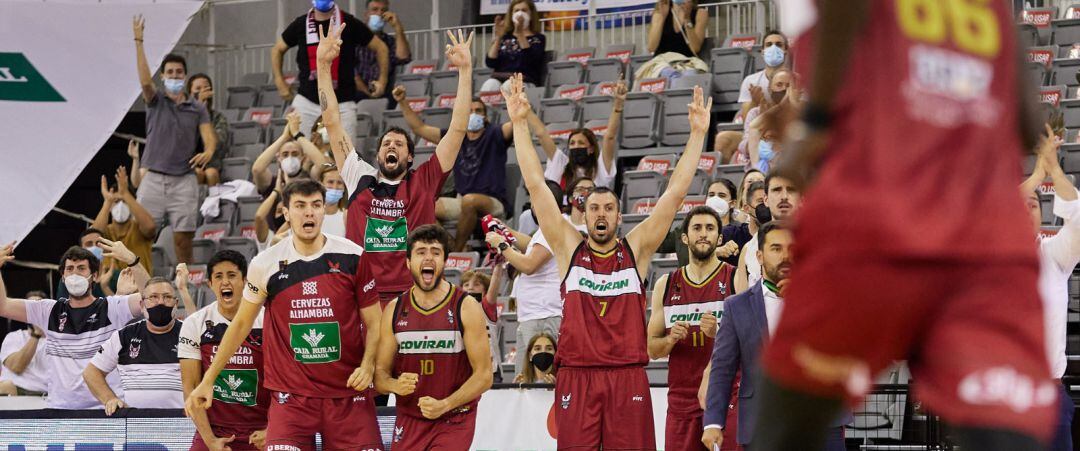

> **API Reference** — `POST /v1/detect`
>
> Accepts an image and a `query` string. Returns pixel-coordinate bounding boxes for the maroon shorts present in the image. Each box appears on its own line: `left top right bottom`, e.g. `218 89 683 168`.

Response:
554 366 655 450
190 425 263 451
391 410 476 450
762 257 1057 441
665 409 705 451
264 391 383 450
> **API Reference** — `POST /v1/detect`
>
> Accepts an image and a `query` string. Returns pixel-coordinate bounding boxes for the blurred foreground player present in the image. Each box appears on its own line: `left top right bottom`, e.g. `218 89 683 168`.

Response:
760 0 1057 450
186 180 384 450
374 224 492 449
505 74 711 449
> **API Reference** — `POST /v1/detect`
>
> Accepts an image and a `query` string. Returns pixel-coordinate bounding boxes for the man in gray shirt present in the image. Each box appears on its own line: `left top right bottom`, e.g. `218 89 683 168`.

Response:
131 15 217 264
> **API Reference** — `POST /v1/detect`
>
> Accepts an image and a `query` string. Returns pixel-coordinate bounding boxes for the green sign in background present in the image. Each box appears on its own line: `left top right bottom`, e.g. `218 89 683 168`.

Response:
0 53 65 102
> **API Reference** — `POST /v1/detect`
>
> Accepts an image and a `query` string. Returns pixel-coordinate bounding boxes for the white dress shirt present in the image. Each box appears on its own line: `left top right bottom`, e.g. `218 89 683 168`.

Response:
1038 188 1080 378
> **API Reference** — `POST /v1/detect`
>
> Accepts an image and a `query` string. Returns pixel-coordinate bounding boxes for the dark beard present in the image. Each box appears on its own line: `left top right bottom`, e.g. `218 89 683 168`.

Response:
412 270 444 292
379 161 407 179
690 243 717 261
764 262 790 284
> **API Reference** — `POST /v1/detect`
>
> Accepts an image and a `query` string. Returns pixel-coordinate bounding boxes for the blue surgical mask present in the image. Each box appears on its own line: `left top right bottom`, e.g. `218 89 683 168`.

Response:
312 0 335 12
85 246 104 263
467 113 485 132
325 188 344 205
763 45 785 68
367 14 384 33
758 139 776 161
163 78 185 95
672 0 687 4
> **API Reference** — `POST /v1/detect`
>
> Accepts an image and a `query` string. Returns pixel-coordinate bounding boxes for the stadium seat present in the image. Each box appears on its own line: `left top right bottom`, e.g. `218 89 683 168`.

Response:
226 86 258 110
670 73 713 93
1019 23 1040 49
256 85 285 108
585 58 624 85
397 73 429 97
620 92 660 148
698 151 721 177
647 257 679 288
1062 143 1080 173
545 121 580 143
716 164 747 186
432 93 457 109
552 83 589 101
1021 7 1055 44
151 245 173 278
1053 17 1080 46
724 33 760 49
429 70 458 97
234 221 257 241
187 264 209 286
404 59 438 75
628 54 653 84
191 239 217 265
229 121 264 147
1062 99 1080 129
1028 46 1056 68
638 77 667 94
619 213 648 236
382 110 411 136
524 86 547 108
660 89 695 146
471 67 495 93
1030 62 1051 89
444 267 463 286
583 118 610 139
545 61 586 91
233 143 264 161
710 47 751 110
412 145 435 166
355 113 375 140
603 43 635 63
1049 57 1080 91
195 284 216 309
357 98 389 131
237 196 263 223
241 72 269 87
205 199 237 226
539 97 581 125
243 107 275 127
621 155 674 211
581 95 614 122
219 237 259 263
221 157 251 183
749 46 765 72
267 118 288 142
421 107 452 131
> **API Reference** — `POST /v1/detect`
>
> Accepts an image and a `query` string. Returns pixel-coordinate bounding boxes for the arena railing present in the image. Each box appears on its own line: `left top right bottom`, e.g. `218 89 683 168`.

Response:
186 0 778 95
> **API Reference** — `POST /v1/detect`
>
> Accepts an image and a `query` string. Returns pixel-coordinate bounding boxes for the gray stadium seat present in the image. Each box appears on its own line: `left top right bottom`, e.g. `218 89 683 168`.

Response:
562 47 596 63
724 33 760 49
234 143 264 161
221 108 245 122
1053 18 1080 46
716 164 747 186
1062 143 1080 173
267 118 288 142
583 119 610 140
235 221 257 240
603 43 635 62
357 98 389 131
647 257 679 288
621 155 675 211
638 77 667 93
421 107 452 131
710 48 751 110
237 196 263 223
1031 62 1051 89
447 252 480 272
219 237 259 263
190 240 216 266
749 46 765 72
151 245 173 278
404 59 438 75
586 57 624 85
356 112 375 140
397 73 429 97
660 89 695 146
524 86 546 108
429 70 458 96
1023 8 1056 44
545 121 580 143
581 95 614 122
1062 99 1080 129
1049 57 1080 91
412 146 435 166
472 68 494 93
621 92 660 148
619 213 648 236
670 73 713 93
206 200 237 226
241 72 269 86
539 98 581 125
552 83 589 101
186 264 209 286
1028 46 1056 68
1019 23 1040 49
229 121 263 146
546 61 586 91
382 110 410 135
628 54 653 85
256 85 285 108
221 157 250 183
444 267 462 286
226 86 258 110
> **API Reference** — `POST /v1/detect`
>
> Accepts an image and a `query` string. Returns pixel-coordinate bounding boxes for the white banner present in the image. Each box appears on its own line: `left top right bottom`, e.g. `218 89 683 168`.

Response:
0 0 204 245
480 0 653 15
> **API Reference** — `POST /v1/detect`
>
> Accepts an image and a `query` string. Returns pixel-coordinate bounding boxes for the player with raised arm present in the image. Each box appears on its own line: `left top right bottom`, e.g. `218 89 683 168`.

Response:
504 74 711 448
185 180 384 451
757 0 1057 450
318 23 475 305
373 224 492 449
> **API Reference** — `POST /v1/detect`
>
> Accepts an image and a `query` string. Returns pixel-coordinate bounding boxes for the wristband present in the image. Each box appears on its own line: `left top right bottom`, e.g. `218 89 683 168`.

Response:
498 242 510 253
292 131 305 141
129 256 141 267
30 332 43 339
801 103 832 131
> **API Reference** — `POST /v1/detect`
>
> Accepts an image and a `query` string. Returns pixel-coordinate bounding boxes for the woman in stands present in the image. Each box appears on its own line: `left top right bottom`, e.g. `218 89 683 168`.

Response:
483 0 546 91
188 74 229 187
540 79 626 190
647 0 709 59
319 164 348 237
514 333 557 384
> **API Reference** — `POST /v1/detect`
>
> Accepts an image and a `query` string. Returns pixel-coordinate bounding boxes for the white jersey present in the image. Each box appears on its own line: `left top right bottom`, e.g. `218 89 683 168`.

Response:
89 320 184 409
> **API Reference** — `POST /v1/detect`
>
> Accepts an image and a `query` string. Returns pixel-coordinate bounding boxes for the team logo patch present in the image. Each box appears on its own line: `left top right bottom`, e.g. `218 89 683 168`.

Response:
447 309 455 325
87 313 98 324
394 426 404 443
718 282 728 295
302 281 318 296
560 393 572 410
58 312 67 332
328 261 342 273
276 392 291 404
128 343 141 359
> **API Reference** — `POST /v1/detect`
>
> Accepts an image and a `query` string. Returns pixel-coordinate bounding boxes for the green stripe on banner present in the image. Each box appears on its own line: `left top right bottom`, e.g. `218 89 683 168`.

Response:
0 53 65 102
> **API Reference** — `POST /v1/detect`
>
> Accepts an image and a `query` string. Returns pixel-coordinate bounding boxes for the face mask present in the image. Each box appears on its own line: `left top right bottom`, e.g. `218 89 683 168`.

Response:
367 14 385 33
512 11 530 26
163 78 185 95
146 304 174 327
569 147 591 166
770 89 786 104
312 0 335 12
86 245 104 263
467 113 486 132
672 0 687 4
281 156 303 177
763 45 785 68
111 201 131 223
531 352 555 372
755 203 773 225
467 291 485 302
572 193 587 213
758 140 776 161
64 274 90 298
318 127 330 143
707 196 730 217
325 188 344 205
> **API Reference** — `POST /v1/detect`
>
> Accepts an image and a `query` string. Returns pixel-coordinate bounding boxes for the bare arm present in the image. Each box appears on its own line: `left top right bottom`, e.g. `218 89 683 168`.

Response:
317 23 356 171
0 245 28 324
271 38 294 100
3 333 41 374
394 86 442 143
254 191 280 243
374 300 412 395
628 87 710 275
434 297 492 413
680 7 709 55
368 36 390 97
116 167 156 239
434 31 476 173
733 244 750 294
175 264 198 318
489 233 551 276
252 133 290 193
1039 125 1077 201
359 303 383 372
93 177 118 232
84 364 120 405
180 359 220 446
602 80 628 170
388 14 412 61
133 16 156 103
298 136 329 180
526 109 556 160
646 274 677 359
646 2 669 54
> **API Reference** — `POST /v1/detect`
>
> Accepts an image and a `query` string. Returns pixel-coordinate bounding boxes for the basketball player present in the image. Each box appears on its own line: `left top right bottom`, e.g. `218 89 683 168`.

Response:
373 224 492 449
759 0 1057 449
647 206 736 451
503 74 711 449
185 180 384 450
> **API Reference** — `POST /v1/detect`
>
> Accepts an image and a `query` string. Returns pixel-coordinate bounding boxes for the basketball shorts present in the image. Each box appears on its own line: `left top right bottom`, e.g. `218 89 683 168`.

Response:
554 366 655 450
391 409 477 451
264 391 383 450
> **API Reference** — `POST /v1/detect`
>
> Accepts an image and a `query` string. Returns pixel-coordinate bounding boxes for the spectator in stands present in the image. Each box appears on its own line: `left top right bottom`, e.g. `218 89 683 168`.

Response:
272 0 389 140
513 332 556 384
461 270 502 381
0 242 147 409
664 178 741 266
393 84 547 251
1022 125 1079 451
737 31 788 120
719 178 763 266
84 276 184 414
355 0 411 108
647 0 709 58
253 175 289 249
746 74 801 173
733 175 799 293
483 0 546 89
132 16 217 265
252 112 328 196
188 74 228 187
92 164 155 276
319 165 348 238
63 229 110 299
0 291 49 396
173 264 200 317
541 79 626 190
726 68 794 167
708 179 739 228
565 177 594 229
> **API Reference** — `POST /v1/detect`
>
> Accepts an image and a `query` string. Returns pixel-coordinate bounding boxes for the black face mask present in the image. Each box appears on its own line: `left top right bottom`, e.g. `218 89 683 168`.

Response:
569 147 591 166
530 352 555 372
467 291 485 303
769 89 786 104
146 304 174 327
755 203 773 225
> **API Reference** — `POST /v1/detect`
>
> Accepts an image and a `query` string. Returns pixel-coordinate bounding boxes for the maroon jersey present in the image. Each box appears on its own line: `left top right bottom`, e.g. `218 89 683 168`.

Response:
341 149 448 297
662 264 735 413
243 235 379 398
178 303 269 430
793 0 1037 263
391 285 478 418
558 238 648 368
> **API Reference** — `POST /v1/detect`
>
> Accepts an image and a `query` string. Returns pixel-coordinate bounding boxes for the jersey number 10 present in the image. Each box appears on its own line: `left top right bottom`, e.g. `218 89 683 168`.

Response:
896 0 1001 58
420 359 435 376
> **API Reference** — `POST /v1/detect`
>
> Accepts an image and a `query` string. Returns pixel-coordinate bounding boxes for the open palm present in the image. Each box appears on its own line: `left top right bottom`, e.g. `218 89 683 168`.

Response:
503 74 531 121
687 86 712 133
444 29 475 70
316 23 345 64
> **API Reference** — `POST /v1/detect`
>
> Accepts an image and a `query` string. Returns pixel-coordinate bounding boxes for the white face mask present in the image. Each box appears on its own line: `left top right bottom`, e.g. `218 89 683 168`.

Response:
707 196 730 217
111 201 131 223
318 127 330 143
281 156 302 177
64 274 90 298
512 11 530 26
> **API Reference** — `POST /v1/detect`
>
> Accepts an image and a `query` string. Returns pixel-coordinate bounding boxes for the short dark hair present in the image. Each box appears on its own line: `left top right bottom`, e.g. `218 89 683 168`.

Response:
208 250 249 278
710 178 738 201
378 126 416 156
186 73 212 93
545 180 565 210
567 177 594 195
764 173 790 192
584 185 620 206
282 180 326 205
79 228 105 242
681 205 722 236
746 181 766 200
161 53 188 73
471 97 488 115
406 224 452 259
758 220 787 251
25 290 47 299
764 30 788 48
59 246 99 274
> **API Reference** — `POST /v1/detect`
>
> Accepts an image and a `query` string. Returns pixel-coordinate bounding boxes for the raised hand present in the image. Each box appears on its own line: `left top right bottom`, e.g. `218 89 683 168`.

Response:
502 74 531 122
117 267 137 295
133 15 145 41
653 0 670 19
687 86 712 134
100 176 119 203
493 15 507 37
127 140 140 160
612 77 628 103
285 111 301 137
444 29 475 71
384 11 399 28
317 23 345 65
99 238 137 266
116 167 131 198
392 85 407 103
0 242 15 268
1038 123 1063 168
175 263 190 288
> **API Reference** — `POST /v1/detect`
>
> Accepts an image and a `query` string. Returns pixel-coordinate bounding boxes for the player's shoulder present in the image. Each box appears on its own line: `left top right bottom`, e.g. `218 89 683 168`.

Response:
185 303 216 326
323 234 365 256
252 239 291 267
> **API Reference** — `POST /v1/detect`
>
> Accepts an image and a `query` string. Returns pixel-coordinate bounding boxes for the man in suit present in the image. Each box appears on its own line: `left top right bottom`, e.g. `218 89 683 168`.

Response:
701 221 846 451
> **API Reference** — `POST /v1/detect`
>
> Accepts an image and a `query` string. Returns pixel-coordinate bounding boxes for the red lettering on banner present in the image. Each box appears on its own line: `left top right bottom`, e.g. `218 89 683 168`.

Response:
640 78 666 94
190 268 206 285
729 37 757 49
1040 181 1057 196
633 201 656 215
637 158 670 174
606 50 631 63
1040 227 1059 238
1041 88 1062 107
567 53 591 65
201 229 226 241
698 154 717 173
419 138 437 147
408 98 428 111
249 111 272 126
597 82 615 96
447 256 473 271
241 226 256 240
551 129 573 141
1027 49 1053 67
411 64 436 75
679 199 705 214
559 86 586 101
1022 10 1053 28
480 91 505 106
284 74 298 85
438 95 456 108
